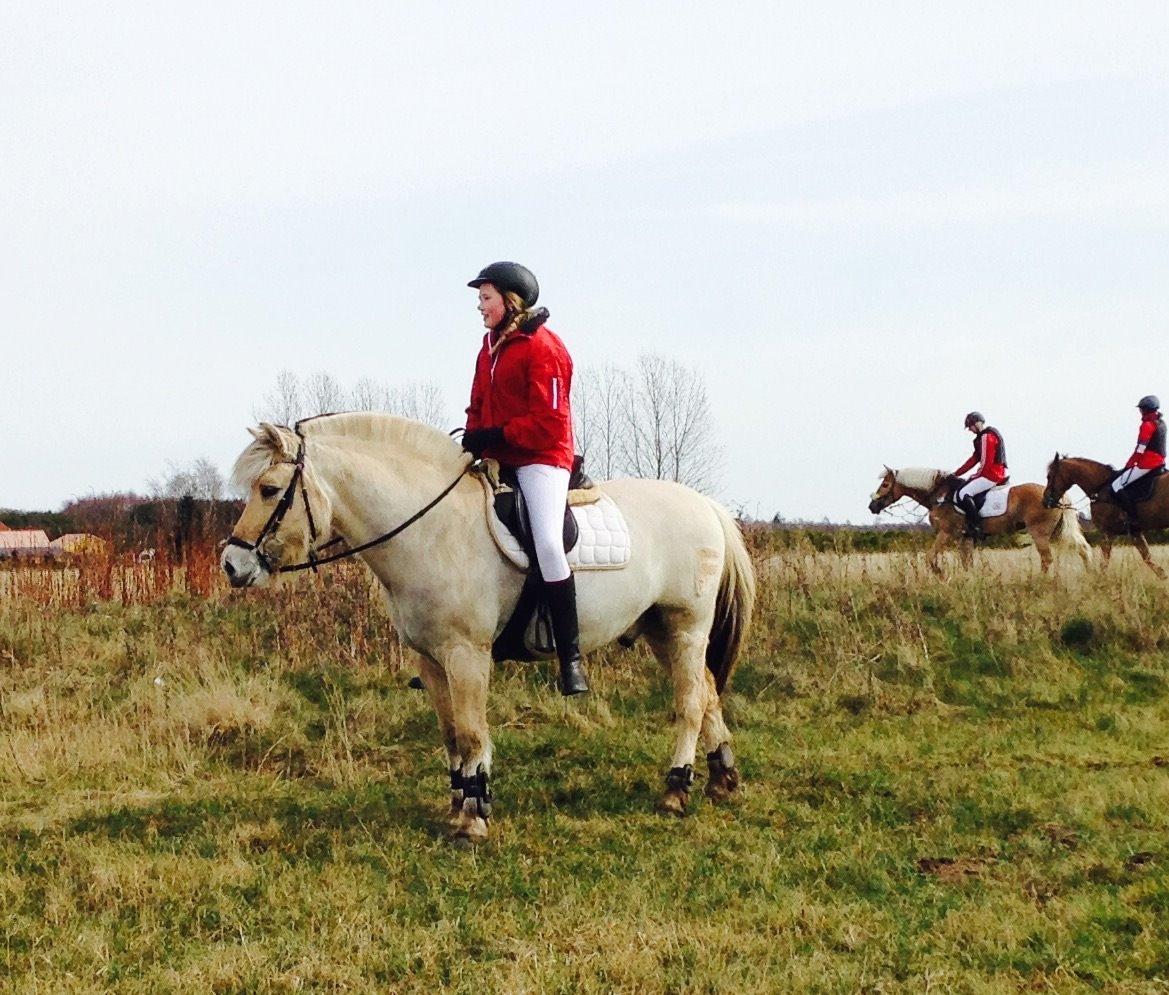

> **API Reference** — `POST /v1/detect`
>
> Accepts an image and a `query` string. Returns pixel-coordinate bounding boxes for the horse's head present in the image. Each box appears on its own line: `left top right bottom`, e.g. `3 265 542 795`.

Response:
221 423 333 587
1043 452 1068 508
868 466 900 514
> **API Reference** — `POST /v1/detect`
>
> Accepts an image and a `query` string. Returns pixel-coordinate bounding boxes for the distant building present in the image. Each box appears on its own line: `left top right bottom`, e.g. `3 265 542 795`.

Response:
0 521 9 531
50 534 107 557
0 530 53 559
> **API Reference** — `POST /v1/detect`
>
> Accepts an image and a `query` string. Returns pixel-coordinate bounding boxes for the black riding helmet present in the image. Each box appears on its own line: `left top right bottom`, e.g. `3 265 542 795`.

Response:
1138 395 1161 412
467 262 539 308
964 411 985 428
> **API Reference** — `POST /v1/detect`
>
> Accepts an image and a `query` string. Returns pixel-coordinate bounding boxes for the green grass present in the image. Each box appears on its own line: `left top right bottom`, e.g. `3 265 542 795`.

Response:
2 550 1169 992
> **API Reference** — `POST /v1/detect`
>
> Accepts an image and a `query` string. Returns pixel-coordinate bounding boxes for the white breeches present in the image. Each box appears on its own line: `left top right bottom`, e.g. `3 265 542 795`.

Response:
957 477 997 502
1112 466 1151 493
515 463 572 583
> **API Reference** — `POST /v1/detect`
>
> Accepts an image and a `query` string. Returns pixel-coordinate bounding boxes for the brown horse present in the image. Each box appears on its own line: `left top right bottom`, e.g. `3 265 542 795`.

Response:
1044 455 1169 579
869 466 1093 574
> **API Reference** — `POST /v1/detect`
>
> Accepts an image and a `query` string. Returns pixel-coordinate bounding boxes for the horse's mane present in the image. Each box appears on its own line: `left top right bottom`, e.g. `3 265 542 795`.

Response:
231 412 460 490
887 467 946 491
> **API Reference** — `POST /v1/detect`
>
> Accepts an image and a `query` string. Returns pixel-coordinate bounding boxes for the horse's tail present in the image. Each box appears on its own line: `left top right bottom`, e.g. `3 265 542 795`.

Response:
1053 503 1090 551
705 500 756 694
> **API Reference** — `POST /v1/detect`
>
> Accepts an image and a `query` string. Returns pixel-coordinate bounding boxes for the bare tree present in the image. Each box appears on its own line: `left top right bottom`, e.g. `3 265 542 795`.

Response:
350 376 386 412
574 363 631 482
256 369 304 425
384 380 448 428
621 353 721 493
257 371 449 428
150 457 226 501
303 371 347 416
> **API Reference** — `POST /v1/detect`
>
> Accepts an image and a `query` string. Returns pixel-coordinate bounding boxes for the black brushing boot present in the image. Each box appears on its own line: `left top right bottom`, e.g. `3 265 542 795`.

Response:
544 575 589 696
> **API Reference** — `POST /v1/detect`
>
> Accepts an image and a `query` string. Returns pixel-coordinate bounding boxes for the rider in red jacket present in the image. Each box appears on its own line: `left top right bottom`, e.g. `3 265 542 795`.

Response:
1111 395 1166 528
461 262 588 696
953 411 1009 540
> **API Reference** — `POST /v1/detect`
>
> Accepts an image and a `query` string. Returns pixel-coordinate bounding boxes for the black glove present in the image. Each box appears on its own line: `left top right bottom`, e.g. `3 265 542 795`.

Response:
462 426 506 458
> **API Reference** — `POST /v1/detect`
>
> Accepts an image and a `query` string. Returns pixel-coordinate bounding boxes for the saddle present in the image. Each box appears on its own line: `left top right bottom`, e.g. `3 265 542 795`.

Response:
1104 465 1165 505
491 462 582 565
946 478 1011 518
476 457 631 663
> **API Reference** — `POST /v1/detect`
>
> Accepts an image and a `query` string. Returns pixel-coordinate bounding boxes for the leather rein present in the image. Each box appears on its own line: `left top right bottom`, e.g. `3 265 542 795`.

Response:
227 435 471 575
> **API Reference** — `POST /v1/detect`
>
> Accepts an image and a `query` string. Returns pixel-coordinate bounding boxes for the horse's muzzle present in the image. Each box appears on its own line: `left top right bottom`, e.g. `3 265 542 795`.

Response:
867 500 882 514
1042 494 1058 509
221 545 267 588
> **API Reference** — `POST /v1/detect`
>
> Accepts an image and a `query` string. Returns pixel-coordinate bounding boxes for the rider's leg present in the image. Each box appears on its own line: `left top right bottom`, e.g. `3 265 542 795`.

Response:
1111 467 1149 533
515 463 589 696
957 478 994 541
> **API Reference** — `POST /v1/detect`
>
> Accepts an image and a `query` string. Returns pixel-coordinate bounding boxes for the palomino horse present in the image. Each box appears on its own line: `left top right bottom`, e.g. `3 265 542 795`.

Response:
868 466 1093 574
1044 455 1169 579
221 414 755 844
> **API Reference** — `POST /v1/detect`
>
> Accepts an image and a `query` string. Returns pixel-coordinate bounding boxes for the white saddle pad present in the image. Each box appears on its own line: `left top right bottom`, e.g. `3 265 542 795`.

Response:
960 485 1010 519
481 478 632 572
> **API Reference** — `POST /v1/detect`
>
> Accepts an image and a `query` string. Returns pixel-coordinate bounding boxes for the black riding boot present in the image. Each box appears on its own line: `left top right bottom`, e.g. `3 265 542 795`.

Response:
1116 490 1139 534
961 496 983 541
544 575 589 696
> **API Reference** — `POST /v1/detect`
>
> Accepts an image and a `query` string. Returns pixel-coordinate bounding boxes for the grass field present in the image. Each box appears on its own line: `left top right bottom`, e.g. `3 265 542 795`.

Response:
2 542 1169 993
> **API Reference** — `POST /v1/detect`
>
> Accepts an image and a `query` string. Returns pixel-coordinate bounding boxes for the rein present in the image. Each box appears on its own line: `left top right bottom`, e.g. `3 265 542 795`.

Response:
228 432 471 575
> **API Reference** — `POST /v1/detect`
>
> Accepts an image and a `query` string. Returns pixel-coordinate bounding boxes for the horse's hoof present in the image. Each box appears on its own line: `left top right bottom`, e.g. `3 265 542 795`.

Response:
657 789 689 817
450 811 489 844
705 767 741 803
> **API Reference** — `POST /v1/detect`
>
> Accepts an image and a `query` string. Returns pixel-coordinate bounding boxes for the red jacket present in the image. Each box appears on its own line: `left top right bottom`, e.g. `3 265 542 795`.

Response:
1126 412 1167 470
955 427 1008 484
465 322 575 471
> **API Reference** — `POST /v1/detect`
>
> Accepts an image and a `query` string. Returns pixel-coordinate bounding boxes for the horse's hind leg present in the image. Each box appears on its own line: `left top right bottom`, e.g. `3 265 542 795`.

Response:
1134 533 1167 580
647 614 711 817
700 668 740 803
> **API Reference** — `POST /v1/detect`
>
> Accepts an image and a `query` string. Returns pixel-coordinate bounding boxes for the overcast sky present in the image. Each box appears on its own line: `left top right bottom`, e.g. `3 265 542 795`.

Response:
3 2 1167 522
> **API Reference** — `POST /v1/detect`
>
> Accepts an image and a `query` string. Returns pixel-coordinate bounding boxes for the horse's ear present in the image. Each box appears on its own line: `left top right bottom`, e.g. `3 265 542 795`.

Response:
884 464 893 475
255 422 298 460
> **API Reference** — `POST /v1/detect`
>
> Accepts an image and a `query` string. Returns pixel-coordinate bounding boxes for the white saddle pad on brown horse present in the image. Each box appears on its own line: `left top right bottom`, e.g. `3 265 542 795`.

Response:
968 484 1011 519
477 475 632 571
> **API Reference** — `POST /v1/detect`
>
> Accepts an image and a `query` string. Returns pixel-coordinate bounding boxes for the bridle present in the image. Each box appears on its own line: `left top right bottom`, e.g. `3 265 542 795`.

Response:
227 433 471 575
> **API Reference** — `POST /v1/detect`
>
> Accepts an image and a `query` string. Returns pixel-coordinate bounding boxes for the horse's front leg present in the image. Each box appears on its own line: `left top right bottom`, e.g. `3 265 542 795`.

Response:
928 529 952 576
1133 532 1167 580
415 654 463 818
442 641 494 845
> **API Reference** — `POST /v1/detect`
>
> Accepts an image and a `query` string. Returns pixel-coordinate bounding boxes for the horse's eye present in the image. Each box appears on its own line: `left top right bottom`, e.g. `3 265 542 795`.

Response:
259 484 280 500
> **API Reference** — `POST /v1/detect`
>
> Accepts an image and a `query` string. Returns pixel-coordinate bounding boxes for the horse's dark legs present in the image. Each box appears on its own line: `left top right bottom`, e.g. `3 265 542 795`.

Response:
1133 532 1167 580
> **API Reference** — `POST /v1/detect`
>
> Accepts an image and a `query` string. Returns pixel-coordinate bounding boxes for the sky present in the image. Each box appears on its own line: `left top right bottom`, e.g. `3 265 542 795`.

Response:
3 2 1167 522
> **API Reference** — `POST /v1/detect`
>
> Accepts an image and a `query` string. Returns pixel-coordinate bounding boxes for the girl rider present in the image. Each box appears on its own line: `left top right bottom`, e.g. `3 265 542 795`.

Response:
461 262 589 696
1111 395 1166 529
953 411 1009 540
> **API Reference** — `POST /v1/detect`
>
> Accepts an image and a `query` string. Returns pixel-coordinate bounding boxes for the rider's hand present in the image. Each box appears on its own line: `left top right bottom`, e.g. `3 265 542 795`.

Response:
462 427 506 459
